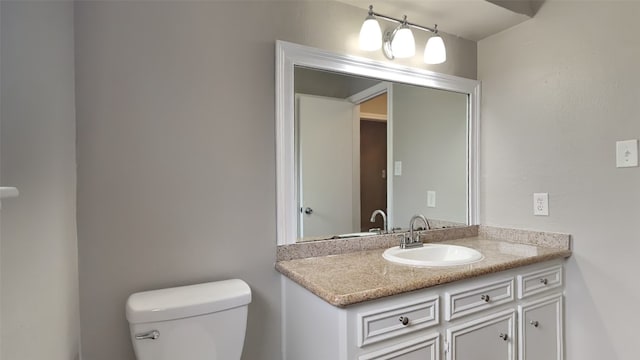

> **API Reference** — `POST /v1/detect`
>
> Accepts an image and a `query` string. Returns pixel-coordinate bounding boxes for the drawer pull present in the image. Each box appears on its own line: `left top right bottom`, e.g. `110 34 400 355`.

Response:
480 294 491 302
398 316 409 326
498 333 508 341
529 320 539 327
540 278 548 285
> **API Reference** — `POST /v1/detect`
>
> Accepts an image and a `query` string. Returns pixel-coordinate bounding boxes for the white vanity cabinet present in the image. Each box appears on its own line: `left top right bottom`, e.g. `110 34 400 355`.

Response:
444 262 564 360
516 265 564 360
517 295 563 360
442 274 517 360
281 259 565 360
282 276 442 360
446 309 516 360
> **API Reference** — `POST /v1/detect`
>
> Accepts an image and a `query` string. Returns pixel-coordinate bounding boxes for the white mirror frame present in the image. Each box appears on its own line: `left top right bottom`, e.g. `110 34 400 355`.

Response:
276 40 480 245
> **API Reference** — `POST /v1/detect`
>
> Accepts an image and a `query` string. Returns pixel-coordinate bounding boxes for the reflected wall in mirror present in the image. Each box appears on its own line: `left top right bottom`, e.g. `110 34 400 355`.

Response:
276 41 480 245
391 83 468 227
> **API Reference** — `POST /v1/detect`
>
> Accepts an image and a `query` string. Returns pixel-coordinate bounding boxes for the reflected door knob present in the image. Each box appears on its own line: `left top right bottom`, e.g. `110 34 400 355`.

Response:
302 207 313 215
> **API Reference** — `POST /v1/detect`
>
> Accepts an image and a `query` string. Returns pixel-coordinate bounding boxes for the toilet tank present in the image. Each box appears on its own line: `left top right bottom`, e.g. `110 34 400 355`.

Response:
126 279 251 360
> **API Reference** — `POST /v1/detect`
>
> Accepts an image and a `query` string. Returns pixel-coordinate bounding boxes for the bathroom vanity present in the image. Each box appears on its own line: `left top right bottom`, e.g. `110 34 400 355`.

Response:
277 228 570 360
273 41 571 360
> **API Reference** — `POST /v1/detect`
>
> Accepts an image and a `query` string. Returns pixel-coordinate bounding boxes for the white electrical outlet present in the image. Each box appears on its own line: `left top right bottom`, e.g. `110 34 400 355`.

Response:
616 139 638 168
533 193 549 216
427 191 436 208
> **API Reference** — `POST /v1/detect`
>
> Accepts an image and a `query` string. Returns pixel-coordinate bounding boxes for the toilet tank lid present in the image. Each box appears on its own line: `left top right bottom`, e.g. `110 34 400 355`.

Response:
126 279 251 324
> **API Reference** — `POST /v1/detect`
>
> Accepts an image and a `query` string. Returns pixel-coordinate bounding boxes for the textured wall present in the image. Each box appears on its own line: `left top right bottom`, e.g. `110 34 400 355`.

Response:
478 1 640 359
74 1 476 359
0 1 79 359
393 84 468 226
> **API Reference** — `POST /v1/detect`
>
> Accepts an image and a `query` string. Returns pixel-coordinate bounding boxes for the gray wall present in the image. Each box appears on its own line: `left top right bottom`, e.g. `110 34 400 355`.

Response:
478 1 640 359
0 1 79 359
74 1 476 359
393 84 468 226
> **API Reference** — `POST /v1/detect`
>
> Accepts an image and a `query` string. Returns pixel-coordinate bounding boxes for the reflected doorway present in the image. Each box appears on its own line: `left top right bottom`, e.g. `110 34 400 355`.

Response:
359 93 387 231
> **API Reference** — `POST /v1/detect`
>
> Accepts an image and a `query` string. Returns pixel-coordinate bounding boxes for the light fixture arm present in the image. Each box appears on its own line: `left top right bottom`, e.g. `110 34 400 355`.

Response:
382 24 402 60
368 8 438 34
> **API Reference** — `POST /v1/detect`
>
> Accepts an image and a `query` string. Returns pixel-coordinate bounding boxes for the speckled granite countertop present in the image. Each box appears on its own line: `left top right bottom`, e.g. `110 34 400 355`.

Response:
276 230 571 307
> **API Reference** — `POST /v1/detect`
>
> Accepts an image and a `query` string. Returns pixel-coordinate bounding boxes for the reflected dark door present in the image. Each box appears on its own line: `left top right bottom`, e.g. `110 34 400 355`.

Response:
360 120 387 231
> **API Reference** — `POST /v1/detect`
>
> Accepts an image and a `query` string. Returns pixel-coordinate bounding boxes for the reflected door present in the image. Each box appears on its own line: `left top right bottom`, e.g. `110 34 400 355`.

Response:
360 120 387 231
297 94 358 239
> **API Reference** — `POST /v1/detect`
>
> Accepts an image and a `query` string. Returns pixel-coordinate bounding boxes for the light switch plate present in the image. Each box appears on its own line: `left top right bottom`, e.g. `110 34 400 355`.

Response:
394 161 402 176
533 193 549 216
616 139 638 168
427 191 436 208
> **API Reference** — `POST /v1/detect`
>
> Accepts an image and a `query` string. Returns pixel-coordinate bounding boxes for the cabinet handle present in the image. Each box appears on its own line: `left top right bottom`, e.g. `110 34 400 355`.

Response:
540 278 548 285
399 316 409 326
530 320 539 328
480 294 490 302
498 333 508 341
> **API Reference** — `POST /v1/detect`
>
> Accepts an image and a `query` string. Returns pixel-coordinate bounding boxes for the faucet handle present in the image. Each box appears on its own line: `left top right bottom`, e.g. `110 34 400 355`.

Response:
399 234 410 249
400 233 423 249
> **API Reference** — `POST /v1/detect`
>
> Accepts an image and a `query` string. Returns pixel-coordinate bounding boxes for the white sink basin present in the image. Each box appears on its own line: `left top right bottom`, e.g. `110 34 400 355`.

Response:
383 244 484 267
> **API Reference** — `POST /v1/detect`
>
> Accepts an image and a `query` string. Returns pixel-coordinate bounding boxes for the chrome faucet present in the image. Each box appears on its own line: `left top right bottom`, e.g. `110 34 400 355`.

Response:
401 214 431 249
370 209 388 234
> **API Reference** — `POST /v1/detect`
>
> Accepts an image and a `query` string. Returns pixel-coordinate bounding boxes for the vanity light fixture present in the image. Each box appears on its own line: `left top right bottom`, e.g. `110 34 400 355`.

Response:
424 25 446 64
359 8 383 51
388 16 415 59
358 5 447 64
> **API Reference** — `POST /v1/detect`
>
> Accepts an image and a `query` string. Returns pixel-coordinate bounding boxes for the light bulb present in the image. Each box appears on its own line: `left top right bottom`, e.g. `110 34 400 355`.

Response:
359 16 382 51
391 25 415 58
424 35 446 64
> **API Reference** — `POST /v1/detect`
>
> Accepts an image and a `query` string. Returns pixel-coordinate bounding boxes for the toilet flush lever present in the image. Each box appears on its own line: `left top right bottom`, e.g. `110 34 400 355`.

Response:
135 330 160 340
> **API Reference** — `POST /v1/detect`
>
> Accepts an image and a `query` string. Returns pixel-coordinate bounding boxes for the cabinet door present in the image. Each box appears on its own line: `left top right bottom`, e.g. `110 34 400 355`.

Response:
446 309 516 360
359 333 440 360
518 294 563 360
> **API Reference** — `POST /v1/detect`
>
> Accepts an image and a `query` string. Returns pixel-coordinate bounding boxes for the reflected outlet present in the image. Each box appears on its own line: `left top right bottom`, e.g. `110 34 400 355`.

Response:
427 191 436 208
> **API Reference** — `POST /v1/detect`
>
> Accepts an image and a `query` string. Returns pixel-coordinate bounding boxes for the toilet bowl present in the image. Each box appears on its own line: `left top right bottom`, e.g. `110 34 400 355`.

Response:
126 279 251 360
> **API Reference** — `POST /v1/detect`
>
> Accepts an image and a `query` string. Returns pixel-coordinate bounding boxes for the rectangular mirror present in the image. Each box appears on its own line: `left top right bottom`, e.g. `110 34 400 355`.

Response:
276 41 480 245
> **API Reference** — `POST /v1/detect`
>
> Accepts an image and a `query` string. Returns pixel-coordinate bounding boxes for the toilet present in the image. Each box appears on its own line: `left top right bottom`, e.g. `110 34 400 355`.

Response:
126 279 251 360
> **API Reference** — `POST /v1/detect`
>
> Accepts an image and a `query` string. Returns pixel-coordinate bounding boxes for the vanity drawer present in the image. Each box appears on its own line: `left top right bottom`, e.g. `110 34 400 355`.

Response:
357 296 439 347
445 278 515 321
517 265 563 299
359 333 440 360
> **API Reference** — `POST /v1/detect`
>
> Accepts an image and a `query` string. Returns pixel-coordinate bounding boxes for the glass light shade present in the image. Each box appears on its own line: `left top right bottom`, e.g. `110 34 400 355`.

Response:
391 26 415 58
359 16 382 51
424 35 446 64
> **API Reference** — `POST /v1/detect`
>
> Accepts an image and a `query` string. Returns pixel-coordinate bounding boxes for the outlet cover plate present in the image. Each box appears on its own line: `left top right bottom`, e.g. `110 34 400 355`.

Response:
533 193 549 216
616 139 638 168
